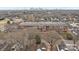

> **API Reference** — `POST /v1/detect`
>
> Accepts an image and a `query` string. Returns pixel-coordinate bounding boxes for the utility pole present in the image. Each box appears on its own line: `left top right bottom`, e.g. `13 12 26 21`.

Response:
73 32 77 50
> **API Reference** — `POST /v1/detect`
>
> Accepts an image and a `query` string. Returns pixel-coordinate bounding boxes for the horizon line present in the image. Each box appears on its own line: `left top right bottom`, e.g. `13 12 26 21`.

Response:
0 7 79 10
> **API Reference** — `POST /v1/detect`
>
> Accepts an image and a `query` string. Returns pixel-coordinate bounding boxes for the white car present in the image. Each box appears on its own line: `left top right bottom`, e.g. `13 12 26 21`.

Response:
36 49 42 51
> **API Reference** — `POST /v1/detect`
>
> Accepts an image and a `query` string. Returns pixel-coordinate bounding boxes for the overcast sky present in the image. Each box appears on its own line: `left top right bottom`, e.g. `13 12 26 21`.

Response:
0 0 79 10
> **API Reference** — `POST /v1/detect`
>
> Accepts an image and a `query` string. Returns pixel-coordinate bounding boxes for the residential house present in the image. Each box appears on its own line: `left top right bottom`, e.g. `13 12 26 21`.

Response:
12 17 24 24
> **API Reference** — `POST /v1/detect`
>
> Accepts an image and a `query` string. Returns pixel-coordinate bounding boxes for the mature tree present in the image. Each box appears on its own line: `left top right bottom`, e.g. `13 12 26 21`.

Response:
35 35 41 45
66 33 73 40
7 21 10 24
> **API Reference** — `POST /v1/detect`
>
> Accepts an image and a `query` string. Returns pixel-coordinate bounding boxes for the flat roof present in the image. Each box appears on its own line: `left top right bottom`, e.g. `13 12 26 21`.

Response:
19 22 67 27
